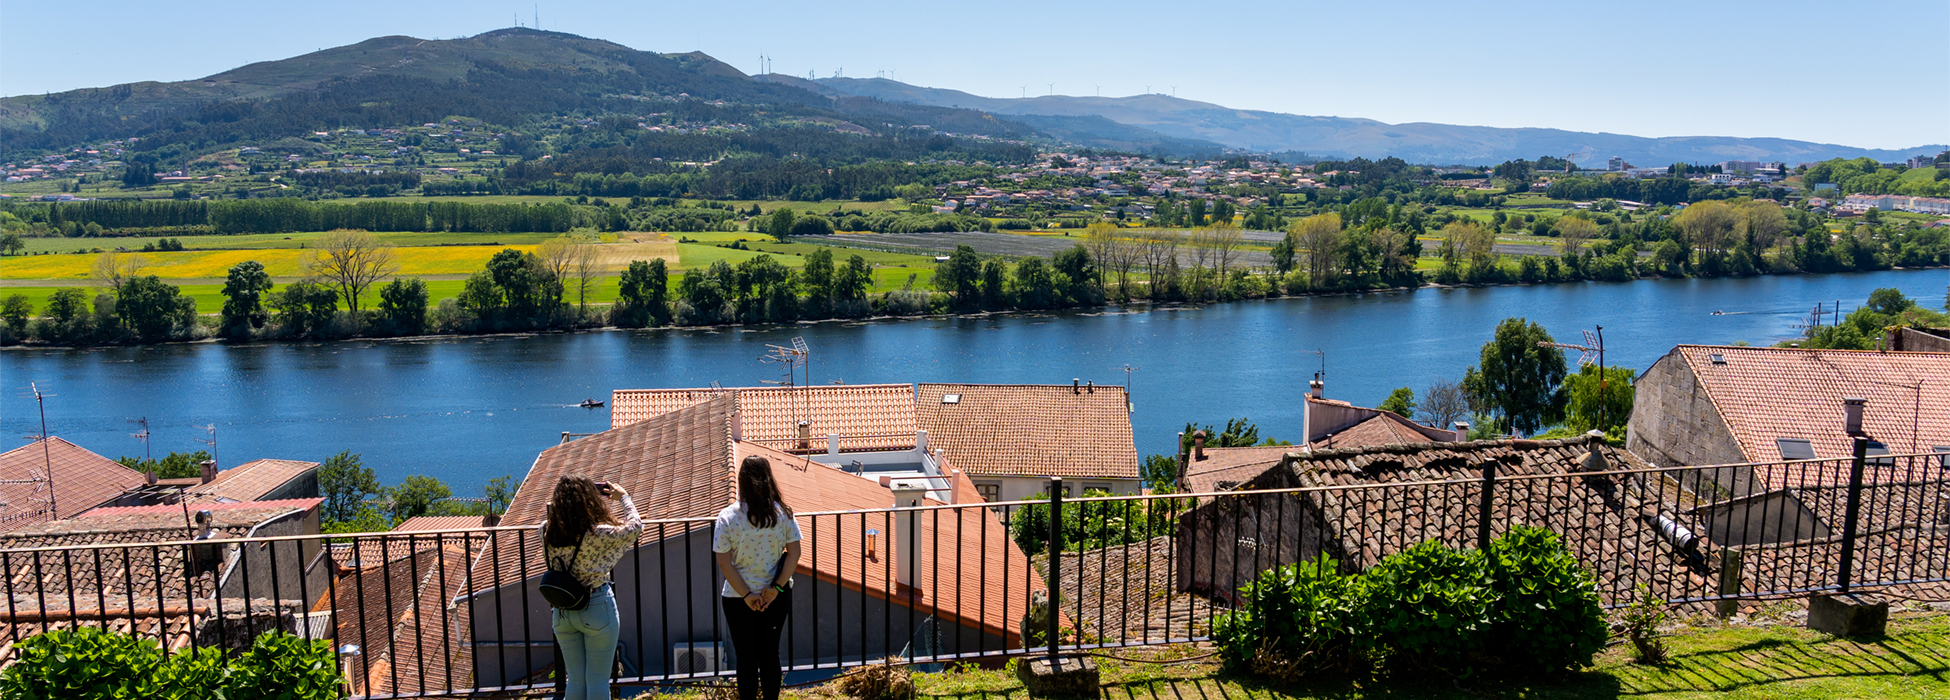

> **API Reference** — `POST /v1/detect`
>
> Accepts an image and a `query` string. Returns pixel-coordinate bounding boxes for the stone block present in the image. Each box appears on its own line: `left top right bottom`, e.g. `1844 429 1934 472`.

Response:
1017 655 1099 697
1807 593 1888 637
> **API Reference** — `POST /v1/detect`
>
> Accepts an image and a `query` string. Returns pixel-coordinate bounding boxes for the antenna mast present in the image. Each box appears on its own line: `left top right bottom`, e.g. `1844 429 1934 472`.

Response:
194 423 218 471
31 383 57 520
129 417 151 460
1538 325 1607 427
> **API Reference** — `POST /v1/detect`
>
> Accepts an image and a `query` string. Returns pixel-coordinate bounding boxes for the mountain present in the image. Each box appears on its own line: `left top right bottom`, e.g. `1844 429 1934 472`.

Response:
0 31 1212 159
812 77 1945 166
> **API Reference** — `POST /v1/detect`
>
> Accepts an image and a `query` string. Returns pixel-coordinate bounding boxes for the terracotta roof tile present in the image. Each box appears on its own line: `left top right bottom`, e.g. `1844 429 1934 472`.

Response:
393 515 498 532
485 396 735 584
1185 436 1711 606
187 459 318 504
1310 414 1452 451
612 385 917 451
916 384 1138 479
741 442 1045 643
1183 446 1294 493
0 438 146 531
1672 345 1950 474
338 543 477 696
81 498 323 519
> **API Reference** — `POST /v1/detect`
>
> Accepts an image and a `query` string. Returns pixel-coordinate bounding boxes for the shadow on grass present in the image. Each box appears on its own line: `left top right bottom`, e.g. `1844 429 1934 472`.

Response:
1610 629 1950 696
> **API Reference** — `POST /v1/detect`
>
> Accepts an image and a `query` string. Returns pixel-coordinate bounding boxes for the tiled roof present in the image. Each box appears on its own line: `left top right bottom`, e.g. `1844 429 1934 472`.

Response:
187 459 318 503
1671 345 1950 473
1310 413 1452 450
1051 536 1214 642
1183 446 1294 493
916 383 1138 479
81 498 323 519
741 442 1044 643
1197 436 1710 606
0 505 309 653
611 384 917 451
393 515 497 532
0 438 146 531
484 395 736 585
338 543 476 696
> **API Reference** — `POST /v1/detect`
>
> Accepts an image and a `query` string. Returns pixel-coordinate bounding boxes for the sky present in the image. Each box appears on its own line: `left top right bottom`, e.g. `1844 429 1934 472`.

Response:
3 0 1945 150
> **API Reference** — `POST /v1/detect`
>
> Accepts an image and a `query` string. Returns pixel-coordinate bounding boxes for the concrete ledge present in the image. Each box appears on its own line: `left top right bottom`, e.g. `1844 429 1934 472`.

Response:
1807 593 1888 637
1017 655 1099 697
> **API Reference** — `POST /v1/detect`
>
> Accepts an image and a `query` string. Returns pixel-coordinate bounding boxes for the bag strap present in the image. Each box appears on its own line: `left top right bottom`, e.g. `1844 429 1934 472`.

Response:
548 525 586 574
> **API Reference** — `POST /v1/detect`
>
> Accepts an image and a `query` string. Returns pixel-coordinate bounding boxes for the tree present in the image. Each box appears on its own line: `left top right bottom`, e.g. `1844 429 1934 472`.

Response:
1563 365 1635 435
979 258 1008 308
115 276 196 342
935 244 982 307
1012 257 1061 309
536 235 579 303
836 254 872 304
1051 244 1097 305
1865 287 1915 315
1291 213 1342 288
484 475 521 516
766 208 796 241
1378 387 1416 418
270 280 342 338
1 295 31 336
1556 217 1597 259
378 278 429 334
219 261 274 338
1270 233 1296 274
1446 221 1497 278
306 229 398 314
388 475 453 523
116 450 212 479
319 451 382 524
0 232 23 256
91 251 146 292
617 258 671 326
1462 318 1569 436
800 248 835 314
1207 220 1244 278
1419 378 1468 430
789 215 834 237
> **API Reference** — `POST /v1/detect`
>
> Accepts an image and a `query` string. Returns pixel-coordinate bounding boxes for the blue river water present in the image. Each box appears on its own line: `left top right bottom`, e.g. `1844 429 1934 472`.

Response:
3 269 1945 495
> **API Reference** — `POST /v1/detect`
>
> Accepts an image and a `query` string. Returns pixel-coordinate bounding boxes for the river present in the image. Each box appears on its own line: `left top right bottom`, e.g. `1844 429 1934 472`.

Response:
3 269 1945 494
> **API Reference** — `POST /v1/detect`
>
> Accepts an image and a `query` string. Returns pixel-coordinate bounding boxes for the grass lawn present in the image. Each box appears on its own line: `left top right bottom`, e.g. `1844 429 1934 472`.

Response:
10 231 567 255
1 244 542 280
747 615 1950 700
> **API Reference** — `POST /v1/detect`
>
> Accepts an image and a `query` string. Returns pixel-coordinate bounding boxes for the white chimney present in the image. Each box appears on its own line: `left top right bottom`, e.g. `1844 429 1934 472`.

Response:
1308 373 1324 399
891 485 926 588
827 433 840 456
916 429 928 454
1843 397 1866 436
1454 421 1471 442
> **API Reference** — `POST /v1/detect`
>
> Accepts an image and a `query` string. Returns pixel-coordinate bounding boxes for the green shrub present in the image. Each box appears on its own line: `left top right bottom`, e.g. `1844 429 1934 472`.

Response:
146 647 231 699
1359 540 1494 671
228 632 340 700
1211 555 1362 679
1486 525 1608 671
0 627 162 699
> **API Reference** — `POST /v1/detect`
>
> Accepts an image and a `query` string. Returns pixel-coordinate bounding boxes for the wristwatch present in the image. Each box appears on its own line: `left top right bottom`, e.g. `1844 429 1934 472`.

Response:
773 582 788 593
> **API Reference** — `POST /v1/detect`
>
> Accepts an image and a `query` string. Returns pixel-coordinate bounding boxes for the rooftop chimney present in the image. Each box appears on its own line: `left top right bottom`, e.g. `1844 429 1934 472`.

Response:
1843 397 1867 436
198 460 218 485
1072 378 1081 394
1453 421 1471 442
1086 380 1094 394
797 420 812 451
1308 372 1324 400
891 485 926 588
1193 430 1207 461
827 433 840 456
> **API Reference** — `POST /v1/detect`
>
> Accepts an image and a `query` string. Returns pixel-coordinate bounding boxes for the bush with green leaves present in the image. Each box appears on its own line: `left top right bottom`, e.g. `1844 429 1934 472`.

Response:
0 629 337 700
1358 539 1494 671
1211 555 1363 678
0 626 161 699
1486 525 1608 671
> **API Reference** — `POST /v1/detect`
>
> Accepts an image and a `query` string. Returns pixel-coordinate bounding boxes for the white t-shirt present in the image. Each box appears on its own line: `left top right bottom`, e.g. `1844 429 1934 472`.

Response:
712 501 802 598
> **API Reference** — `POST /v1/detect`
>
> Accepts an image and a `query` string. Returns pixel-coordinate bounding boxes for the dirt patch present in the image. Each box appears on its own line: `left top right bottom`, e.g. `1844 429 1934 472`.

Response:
592 241 678 272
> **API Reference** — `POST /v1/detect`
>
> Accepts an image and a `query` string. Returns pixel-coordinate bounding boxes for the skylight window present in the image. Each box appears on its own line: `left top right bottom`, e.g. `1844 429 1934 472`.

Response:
1710 353 1727 364
941 394 961 404
1777 438 1816 460
1933 446 1949 469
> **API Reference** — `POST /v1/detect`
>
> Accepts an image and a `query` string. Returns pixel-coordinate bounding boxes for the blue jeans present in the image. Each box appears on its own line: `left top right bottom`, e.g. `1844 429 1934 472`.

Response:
552 583 619 700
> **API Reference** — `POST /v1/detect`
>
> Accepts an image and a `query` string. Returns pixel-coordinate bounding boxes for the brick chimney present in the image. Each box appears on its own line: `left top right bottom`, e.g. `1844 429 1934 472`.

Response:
198 460 218 485
1843 397 1866 436
1193 430 1207 462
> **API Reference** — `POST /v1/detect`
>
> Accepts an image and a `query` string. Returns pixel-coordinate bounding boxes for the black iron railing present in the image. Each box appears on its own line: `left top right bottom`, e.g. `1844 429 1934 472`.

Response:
0 451 1942 698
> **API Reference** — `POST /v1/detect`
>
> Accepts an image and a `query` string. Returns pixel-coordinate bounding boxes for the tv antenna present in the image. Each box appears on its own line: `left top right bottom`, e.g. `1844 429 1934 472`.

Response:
129 417 151 460
1298 349 1325 383
1113 364 1139 413
7 383 59 520
1538 325 1607 426
193 423 218 471
760 337 812 424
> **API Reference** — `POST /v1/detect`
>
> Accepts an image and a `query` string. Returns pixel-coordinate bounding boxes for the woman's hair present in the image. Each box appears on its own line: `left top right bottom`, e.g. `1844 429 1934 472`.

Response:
546 475 621 548
737 455 793 529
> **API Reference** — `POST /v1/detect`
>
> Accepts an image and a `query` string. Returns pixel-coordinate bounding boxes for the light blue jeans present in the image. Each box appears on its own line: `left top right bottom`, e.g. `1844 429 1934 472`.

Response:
551 583 619 700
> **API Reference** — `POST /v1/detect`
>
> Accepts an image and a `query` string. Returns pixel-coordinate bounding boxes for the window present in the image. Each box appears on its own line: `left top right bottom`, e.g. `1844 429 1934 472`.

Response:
1777 438 1817 460
1865 440 1893 467
975 483 1000 502
1084 482 1112 494
1046 482 1075 497
941 394 961 404
1934 446 1950 469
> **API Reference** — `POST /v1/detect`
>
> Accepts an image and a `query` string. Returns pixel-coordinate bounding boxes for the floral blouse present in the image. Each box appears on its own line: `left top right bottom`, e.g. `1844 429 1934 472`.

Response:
537 493 644 589
712 501 801 598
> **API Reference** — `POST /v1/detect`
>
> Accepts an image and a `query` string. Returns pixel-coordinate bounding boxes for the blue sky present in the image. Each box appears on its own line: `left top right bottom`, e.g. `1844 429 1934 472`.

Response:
4 0 1944 150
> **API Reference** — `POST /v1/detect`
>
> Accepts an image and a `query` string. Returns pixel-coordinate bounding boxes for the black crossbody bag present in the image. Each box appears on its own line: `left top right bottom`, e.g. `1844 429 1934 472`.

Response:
540 528 591 611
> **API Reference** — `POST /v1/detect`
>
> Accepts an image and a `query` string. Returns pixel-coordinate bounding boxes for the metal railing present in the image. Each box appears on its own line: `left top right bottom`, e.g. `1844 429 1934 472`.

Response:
0 449 1942 698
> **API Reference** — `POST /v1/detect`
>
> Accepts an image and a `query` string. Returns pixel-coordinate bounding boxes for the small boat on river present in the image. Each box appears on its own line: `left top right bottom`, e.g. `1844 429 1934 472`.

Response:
579 399 605 408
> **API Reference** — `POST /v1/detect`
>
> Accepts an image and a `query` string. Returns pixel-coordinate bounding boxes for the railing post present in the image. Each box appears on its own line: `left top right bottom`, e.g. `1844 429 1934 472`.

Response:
1836 437 1869 593
1476 460 1497 551
1046 477 1062 661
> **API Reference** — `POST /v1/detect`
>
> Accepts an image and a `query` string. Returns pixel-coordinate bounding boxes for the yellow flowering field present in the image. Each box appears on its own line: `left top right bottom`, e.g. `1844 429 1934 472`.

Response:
1 245 539 281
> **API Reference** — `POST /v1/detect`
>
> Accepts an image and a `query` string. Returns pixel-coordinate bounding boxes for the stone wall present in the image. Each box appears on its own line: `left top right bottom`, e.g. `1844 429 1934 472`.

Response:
1888 327 1950 353
1626 350 1756 496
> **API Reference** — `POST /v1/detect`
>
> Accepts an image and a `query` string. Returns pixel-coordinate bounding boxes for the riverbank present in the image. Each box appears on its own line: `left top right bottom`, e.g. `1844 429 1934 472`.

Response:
5 263 1945 350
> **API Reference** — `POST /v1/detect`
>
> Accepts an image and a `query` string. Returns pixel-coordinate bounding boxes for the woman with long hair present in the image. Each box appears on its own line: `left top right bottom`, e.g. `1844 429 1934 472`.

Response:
713 456 802 700
540 475 642 700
